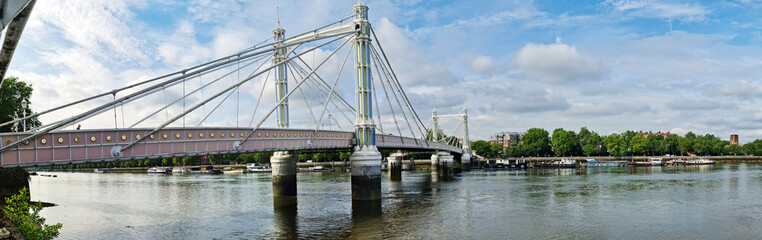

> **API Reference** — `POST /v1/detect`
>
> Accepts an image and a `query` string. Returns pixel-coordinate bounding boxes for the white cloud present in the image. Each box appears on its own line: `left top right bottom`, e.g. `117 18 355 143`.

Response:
516 43 605 83
603 0 709 22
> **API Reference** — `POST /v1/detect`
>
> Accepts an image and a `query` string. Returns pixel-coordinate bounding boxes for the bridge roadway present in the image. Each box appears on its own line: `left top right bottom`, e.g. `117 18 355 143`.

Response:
0 128 461 168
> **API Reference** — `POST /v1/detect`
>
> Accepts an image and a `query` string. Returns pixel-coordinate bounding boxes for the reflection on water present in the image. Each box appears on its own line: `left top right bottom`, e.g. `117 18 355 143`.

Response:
29 163 762 239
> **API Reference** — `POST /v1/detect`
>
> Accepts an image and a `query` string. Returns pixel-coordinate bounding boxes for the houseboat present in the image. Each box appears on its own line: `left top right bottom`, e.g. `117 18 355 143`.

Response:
172 167 187 174
628 158 663 166
186 165 222 174
500 158 528 169
533 157 576 168
246 163 272 173
584 159 626 167
685 157 715 165
223 167 245 174
147 167 170 174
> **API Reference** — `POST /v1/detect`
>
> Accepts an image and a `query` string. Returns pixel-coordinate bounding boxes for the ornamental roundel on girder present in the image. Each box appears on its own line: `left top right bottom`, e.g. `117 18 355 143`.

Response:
22 140 29 145
57 137 64 144
221 133 226 137
163 133 168 139
135 134 141 140
257 133 261 137
175 133 181 139
287 133 291 137
106 135 112 142
240 132 244 137
210 132 215 138
187 133 193 138
230 132 235 138
121 135 127 141
265 133 269 137
300 133 304 137
199 133 204 138
280 133 284 137
150 134 155 140
90 136 97 142
5 140 11 145
74 136 80 143
40 138 47 145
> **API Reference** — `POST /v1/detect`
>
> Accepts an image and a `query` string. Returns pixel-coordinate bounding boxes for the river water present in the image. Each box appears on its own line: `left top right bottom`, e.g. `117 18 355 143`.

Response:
29 163 762 239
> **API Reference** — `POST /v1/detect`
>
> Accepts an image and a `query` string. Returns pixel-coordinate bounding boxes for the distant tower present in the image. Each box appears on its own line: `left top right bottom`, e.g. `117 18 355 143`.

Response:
730 134 739 146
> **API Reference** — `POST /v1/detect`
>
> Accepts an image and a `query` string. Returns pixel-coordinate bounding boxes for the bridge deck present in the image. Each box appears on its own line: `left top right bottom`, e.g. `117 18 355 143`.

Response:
0 128 460 168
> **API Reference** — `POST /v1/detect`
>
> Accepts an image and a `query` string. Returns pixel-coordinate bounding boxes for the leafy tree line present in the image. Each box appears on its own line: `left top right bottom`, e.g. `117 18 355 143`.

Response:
472 127 749 158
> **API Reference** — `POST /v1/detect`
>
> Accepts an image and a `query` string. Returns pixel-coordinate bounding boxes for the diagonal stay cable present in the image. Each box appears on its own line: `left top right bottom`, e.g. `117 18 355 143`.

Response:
288 61 354 126
240 35 354 146
369 45 416 143
294 55 356 113
129 53 270 128
371 59 404 141
370 27 429 139
307 42 352 144
286 62 319 126
118 33 356 153
247 43 306 127
196 54 274 126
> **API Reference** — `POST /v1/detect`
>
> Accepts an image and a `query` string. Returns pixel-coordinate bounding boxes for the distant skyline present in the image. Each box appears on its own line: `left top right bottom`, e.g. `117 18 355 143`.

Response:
6 0 762 143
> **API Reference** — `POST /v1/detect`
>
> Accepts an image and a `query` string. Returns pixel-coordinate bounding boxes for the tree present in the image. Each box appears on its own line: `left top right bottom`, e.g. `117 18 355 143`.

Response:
647 135 664 155
664 134 680 155
471 140 493 157
521 128 551 157
728 144 743 156
3 188 62 240
551 128 575 156
182 156 198 166
582 144 596 156
0 77 42 133
630 135 648 155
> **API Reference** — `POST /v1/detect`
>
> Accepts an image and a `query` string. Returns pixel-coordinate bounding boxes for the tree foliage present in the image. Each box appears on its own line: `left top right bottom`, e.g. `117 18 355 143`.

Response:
4 188 62 240
0 77 41 133
521 128 551 157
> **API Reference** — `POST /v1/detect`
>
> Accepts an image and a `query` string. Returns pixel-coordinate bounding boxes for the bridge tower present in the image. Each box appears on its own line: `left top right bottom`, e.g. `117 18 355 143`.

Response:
461 106 472 168
430 108 454 178
270 18 297 207
349 1 382 201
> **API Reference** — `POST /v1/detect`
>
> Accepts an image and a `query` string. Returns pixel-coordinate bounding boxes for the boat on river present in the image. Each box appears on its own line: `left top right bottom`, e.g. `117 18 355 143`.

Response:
147 167 170 174
533 157 576 168
186 165 222 174
93 168 108 173
628 158 663 166
685 157 715 165
223 167 245 174
246 164 271 173
584 159 626 167
172 167 187 174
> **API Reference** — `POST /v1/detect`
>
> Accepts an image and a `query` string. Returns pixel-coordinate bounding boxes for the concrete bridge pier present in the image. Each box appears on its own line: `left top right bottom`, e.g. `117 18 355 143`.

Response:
271 151 297 208
460 152 472 171
387 151 404 181
351 146 382 201
432 151 454 179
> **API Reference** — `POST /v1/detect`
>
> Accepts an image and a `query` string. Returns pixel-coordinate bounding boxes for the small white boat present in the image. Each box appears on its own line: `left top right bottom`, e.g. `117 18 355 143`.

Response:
685 157 715 165
223 167 245 174
93 168 108 173
172 167 187 174
148 167 170 174
247 164 271 173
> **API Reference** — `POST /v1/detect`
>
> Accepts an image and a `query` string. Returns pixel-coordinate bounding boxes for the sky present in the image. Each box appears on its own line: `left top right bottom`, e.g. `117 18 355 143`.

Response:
5 0 762 143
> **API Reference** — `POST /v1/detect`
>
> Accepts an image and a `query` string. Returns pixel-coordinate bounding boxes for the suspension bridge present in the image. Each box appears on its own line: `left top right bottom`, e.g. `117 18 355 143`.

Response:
0 1 472 201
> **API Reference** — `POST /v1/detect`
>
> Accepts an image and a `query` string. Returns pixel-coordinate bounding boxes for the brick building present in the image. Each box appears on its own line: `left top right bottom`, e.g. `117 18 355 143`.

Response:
730 134 739 146
489 132 522 148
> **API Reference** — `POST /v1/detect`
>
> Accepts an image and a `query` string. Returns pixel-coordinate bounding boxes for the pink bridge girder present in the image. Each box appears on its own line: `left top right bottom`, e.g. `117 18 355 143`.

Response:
0 128 461 168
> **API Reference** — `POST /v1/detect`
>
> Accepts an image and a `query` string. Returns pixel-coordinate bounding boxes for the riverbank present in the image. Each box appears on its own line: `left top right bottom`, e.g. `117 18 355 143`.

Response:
482 155 762 163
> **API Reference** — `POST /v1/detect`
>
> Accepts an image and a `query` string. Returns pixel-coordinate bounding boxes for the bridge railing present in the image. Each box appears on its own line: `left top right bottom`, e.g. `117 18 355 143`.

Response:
375 135 462 153
0 128 354 168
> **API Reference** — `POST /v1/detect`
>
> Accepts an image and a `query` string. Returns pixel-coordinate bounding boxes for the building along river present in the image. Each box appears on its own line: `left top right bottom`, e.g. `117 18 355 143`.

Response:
29 163 762 239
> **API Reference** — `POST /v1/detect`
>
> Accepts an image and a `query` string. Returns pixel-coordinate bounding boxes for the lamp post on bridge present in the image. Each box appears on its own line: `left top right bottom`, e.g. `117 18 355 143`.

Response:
20 99 27 132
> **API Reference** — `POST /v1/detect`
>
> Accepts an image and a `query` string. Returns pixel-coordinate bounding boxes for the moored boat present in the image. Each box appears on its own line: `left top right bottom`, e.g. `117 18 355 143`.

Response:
172 167 187 174
534 157 576 168
584 159 626 167
223 167 245 174
628 158 663 166
685 157 715 165
246 163 271 173
93 168 108 173
147 167 170 174
186 165 222 174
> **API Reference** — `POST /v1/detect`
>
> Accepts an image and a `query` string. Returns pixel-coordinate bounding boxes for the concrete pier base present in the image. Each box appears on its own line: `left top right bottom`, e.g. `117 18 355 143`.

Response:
387 152 403 181
460 153 472 171
432 152 454 180
271 151 297 208
351 146 382 201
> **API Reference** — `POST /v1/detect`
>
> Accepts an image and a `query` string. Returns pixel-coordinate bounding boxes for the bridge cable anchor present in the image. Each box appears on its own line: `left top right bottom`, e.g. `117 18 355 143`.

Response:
233 141 241 151
110 146 123 158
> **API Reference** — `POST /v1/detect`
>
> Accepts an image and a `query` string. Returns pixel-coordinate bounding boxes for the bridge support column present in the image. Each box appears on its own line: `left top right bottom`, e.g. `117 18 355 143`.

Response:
432 151 454 179
351 146 382 200
387 151 403 181
271 151 297 208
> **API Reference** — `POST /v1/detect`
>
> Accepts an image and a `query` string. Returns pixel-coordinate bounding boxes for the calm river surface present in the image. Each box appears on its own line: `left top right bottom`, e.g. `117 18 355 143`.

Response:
30 163 762 239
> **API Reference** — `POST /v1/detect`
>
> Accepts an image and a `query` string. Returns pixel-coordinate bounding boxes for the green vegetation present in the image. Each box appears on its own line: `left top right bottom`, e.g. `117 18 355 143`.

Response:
471 127 748 158
3 188 62 240
0 77 41 133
